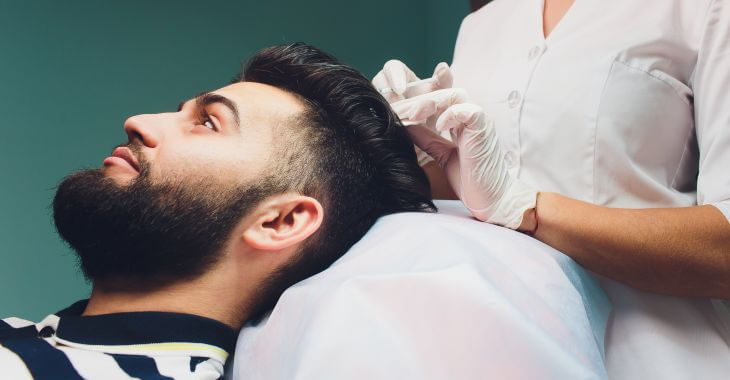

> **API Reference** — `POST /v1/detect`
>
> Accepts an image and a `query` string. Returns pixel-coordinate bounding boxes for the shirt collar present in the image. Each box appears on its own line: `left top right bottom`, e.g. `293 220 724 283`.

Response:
51 299 237 361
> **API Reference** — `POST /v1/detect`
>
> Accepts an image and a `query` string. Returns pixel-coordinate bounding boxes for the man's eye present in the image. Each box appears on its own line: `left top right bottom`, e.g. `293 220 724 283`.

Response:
202 119 216 130
197 111 218 131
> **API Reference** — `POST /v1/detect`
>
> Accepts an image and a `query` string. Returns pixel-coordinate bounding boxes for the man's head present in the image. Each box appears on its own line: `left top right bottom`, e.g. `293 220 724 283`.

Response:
53 43 435 320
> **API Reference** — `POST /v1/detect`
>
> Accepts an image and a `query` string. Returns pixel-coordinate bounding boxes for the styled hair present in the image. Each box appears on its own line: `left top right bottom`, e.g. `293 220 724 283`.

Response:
236 43 436 320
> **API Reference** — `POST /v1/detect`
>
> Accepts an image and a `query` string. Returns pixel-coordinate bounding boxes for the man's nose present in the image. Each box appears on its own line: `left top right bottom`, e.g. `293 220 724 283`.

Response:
123 114 162 148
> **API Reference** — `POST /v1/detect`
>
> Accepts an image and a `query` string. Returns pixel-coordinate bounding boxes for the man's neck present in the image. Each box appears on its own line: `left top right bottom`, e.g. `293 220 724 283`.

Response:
83 269 252 330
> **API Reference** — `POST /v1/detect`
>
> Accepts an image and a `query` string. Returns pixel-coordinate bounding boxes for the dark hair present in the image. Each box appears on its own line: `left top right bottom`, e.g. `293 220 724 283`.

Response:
236 43 436 320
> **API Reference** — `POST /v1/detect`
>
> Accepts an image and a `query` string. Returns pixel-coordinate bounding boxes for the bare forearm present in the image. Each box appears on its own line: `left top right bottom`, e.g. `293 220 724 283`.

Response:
422 161 457 200
526 192 730 298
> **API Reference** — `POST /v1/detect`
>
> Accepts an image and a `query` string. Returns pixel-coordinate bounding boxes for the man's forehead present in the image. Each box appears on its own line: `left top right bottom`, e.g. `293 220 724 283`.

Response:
214 82 305 120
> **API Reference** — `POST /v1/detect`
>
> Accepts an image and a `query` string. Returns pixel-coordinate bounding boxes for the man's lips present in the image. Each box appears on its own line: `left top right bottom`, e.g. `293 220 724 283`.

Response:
103 147 140 173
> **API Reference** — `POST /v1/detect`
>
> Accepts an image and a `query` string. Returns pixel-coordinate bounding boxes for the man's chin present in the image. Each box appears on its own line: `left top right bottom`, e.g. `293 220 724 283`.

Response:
102 161 140 184
102 167 138 185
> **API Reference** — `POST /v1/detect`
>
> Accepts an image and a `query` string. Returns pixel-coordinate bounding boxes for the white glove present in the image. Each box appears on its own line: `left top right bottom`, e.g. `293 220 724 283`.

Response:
394 90 538 230
373 60 454 166
372 59 453 103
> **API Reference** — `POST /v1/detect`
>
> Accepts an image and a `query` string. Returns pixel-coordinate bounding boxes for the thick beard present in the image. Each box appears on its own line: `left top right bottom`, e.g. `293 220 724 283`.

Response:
52 165 276 289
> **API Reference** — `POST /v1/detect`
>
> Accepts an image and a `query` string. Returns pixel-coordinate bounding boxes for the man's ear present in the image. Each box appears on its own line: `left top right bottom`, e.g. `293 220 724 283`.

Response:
242 194 324 251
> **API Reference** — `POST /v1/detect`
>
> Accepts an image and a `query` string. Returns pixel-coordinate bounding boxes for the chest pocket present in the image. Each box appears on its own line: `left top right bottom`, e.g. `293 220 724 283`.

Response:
594 58 698 206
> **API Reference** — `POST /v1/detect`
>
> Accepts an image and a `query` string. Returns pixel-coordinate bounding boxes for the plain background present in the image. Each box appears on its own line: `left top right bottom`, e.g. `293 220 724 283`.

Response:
0 0 470 320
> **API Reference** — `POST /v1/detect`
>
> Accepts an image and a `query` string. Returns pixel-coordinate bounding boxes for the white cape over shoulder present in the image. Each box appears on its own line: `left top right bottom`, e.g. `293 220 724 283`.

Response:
232 200 611 379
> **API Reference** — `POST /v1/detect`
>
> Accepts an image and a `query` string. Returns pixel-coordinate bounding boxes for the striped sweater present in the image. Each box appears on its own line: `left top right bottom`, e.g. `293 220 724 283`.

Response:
0 300 236 379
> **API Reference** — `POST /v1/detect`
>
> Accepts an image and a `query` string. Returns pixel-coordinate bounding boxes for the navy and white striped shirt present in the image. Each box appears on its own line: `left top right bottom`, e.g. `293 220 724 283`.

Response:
0 300 236 379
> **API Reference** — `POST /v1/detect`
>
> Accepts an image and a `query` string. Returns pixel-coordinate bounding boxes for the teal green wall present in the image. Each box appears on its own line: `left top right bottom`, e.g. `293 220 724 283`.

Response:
0 0 468 320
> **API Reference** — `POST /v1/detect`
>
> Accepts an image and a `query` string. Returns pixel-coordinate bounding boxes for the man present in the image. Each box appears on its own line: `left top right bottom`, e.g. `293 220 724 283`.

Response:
0 43 435 379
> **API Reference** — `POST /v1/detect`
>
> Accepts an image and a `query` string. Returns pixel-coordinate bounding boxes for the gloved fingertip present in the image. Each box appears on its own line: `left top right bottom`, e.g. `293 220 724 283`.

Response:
382 60 409 94
433 62 454 88
434 116 454 133
454 109 479 126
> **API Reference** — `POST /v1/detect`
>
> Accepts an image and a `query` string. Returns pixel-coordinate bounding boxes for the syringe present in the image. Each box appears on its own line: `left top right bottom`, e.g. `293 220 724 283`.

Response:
378 77 437 96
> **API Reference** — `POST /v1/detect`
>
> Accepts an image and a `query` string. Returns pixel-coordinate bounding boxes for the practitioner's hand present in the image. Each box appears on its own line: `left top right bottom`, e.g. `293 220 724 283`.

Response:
372 60 453 103
373 61 453 166
396 91 538 229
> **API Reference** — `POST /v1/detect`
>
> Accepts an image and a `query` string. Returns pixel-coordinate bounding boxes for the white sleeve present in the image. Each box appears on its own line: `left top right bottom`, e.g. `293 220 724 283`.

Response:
692 0 730 224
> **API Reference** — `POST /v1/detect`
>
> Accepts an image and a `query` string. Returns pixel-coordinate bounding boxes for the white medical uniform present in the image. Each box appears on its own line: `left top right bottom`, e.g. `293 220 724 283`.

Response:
451 0 730 378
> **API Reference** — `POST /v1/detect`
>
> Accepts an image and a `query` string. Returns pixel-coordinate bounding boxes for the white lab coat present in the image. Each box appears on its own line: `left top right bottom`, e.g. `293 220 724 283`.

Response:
451 0 730 378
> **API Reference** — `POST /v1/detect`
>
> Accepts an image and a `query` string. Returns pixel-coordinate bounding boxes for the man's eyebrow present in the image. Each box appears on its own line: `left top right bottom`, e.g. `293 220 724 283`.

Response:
177 91 241 130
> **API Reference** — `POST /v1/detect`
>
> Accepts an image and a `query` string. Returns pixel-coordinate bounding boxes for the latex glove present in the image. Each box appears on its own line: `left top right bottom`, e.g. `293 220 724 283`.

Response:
395 90 538 229
372 59 454 103
372 60 454 165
